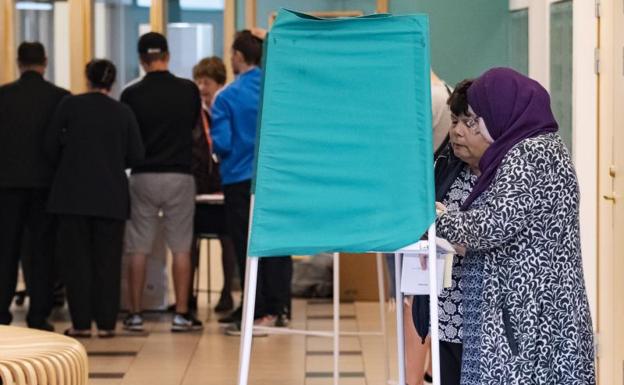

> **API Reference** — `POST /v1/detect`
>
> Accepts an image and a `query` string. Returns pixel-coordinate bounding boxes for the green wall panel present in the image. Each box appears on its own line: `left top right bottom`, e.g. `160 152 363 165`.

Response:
550 0 573 152
390 0 510 86
257 0 377 29
509 9 529 75
236 0 245 30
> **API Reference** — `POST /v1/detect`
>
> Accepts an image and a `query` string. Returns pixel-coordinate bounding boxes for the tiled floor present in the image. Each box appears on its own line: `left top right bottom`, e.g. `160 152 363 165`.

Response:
8 246 400 384
9 293 401 385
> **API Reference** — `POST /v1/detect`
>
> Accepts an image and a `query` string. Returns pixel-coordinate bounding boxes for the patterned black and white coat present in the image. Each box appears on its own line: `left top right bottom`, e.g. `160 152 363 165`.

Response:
437 133 595 385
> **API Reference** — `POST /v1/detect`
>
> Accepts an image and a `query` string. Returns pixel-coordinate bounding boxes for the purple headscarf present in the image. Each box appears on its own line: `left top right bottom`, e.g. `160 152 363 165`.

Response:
460 67 558 210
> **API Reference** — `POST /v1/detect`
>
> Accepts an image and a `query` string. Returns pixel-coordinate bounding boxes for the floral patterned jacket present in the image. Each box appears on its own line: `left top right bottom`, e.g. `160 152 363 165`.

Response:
437 133 595 385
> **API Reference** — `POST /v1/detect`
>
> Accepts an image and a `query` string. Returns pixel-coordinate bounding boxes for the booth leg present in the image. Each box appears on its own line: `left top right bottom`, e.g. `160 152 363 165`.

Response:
376 253 391 384
428 225 441 385
333 252 340 385
394 253 405 385
237 256 259 385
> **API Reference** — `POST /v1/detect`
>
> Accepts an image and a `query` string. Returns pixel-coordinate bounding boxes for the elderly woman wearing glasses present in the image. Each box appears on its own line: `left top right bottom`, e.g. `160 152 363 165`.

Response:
436 68 595 385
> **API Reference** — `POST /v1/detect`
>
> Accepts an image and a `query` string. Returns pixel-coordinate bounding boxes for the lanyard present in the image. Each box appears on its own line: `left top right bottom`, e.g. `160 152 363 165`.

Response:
200 109 213 152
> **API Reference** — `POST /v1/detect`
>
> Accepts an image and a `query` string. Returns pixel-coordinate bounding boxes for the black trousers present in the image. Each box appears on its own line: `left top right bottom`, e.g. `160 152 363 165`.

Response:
223 180 252 288
440 341 462 385
0 188 55 326
257 256 293 317
57 215 124 330
223 180 292 318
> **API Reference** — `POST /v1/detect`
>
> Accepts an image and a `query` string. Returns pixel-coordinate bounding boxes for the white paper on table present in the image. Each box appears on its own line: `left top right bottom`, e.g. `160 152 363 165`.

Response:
398 237 456 295
400 254 446 295
394 237 456 256
195 193 224 203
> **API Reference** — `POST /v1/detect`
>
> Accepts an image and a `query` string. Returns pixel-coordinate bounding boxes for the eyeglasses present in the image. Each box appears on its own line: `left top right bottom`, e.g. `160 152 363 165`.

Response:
451 114 481 133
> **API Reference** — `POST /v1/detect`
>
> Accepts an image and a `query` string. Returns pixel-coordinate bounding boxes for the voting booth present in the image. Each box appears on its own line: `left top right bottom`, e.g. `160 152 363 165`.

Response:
238 10 442 385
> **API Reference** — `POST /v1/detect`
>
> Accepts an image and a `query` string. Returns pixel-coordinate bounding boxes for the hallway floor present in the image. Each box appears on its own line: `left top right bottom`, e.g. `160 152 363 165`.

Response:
9 293 401 385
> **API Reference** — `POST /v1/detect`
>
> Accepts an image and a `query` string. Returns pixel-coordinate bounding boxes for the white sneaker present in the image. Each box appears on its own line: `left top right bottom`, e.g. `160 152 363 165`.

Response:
171 313 203 332
123 313 144 332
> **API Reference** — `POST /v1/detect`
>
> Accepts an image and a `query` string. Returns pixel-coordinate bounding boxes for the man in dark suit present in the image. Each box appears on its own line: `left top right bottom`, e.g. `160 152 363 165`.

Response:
0 42 70 331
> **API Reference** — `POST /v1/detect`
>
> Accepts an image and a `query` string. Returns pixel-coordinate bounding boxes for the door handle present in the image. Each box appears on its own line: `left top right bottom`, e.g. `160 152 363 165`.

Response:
603 193 618 202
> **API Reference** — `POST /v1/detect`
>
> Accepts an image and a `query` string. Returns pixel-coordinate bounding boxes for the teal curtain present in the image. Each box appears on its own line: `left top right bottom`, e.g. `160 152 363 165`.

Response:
248 9 436 257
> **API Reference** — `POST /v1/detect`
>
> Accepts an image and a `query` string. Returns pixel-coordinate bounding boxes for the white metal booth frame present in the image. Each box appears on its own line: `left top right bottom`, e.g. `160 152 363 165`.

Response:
236 199 442 385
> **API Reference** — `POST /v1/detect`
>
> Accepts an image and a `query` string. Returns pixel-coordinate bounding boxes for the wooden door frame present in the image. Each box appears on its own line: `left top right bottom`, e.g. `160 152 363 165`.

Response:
0 0 16 84
68 0 92 93
598 0 624 383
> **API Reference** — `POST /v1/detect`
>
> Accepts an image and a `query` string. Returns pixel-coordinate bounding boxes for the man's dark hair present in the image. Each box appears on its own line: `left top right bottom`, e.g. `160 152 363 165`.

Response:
447 79 475 116
232 30 263 65
193 56 227 85
139 52 168 65
86 59 117 91
17 42 46 66
137 32 169 65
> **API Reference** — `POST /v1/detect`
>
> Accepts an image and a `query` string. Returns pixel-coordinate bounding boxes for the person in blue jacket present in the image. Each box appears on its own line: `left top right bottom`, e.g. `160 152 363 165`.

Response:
211 30 292 333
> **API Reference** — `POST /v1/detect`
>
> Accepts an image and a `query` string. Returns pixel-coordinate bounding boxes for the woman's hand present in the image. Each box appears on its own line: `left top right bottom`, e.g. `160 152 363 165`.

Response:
419 255 428 270
435 202 447 216
453 244 467 256
250 27 267 40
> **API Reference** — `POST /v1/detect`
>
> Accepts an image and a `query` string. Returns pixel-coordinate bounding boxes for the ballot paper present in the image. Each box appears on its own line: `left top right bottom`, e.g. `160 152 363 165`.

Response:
399 238 456 295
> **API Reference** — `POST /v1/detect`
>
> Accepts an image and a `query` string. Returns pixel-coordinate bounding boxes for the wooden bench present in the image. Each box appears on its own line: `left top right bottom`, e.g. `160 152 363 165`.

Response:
0 325 88 385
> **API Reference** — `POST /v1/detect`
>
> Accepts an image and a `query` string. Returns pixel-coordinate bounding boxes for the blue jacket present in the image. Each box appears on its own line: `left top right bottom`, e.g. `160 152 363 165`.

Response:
210 67 261 185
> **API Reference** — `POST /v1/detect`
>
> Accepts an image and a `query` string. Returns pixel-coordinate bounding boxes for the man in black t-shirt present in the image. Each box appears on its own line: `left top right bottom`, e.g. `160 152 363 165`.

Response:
121 33 202 332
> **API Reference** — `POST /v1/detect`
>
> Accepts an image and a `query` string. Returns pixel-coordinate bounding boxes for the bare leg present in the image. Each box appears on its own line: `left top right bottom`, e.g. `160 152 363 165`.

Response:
426 348 433 378
128 253 147 314
172 251 192 314
405 297 430 385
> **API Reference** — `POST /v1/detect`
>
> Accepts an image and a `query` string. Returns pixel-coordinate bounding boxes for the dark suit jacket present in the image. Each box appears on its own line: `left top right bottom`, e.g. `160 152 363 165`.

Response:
0 71 70 188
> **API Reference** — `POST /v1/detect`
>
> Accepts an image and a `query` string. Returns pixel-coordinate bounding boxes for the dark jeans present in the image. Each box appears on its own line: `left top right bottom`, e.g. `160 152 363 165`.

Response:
0 188 55 326
57 215 124 330
223 180 292 318
440 341 462 385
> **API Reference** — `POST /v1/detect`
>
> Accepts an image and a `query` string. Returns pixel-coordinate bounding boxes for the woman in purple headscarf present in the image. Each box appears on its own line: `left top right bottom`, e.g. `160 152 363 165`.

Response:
436 68 595 385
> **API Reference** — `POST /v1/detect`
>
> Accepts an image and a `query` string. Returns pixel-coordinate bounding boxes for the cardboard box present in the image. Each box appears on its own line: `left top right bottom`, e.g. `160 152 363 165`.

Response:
339 253 389 302
120 223 169 311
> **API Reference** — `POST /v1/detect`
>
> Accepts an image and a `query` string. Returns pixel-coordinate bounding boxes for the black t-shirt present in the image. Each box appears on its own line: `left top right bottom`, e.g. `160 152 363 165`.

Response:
121 71 201 174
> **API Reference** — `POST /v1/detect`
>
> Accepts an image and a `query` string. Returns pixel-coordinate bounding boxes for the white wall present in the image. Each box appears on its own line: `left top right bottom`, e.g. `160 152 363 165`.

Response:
53 1 70 89
94 1 108 58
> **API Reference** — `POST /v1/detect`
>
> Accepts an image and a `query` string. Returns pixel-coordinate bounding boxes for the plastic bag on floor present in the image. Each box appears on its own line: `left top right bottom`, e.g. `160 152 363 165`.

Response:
291 253 333 298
